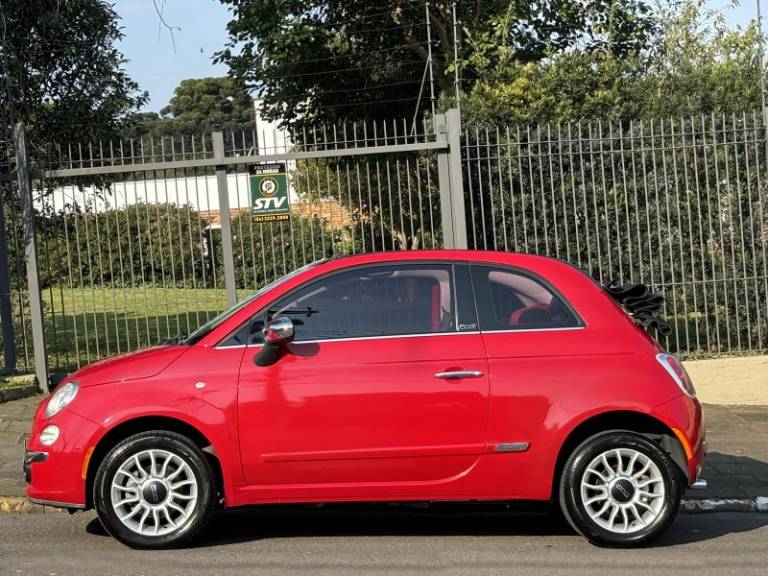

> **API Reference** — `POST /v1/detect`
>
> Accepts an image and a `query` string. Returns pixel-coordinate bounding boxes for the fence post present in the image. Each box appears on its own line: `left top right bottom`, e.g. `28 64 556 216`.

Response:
14 124 47 390
436 109 467 250
0 194 17 374
212 131 237 307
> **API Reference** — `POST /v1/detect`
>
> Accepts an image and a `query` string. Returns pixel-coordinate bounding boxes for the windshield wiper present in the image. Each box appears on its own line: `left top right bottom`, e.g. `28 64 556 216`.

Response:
160 332 188 345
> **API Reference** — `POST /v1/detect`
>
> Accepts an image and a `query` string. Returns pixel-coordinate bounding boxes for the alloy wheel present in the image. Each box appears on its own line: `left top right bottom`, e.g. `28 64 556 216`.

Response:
110 448 199 537
579 447 666 534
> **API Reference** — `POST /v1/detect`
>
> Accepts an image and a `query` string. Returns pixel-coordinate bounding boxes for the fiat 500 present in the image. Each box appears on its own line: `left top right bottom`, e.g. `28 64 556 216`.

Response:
24 250 705 548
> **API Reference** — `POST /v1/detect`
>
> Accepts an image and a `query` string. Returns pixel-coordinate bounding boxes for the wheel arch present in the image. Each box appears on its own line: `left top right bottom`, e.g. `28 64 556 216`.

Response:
550 410 689 501
85 415 225 510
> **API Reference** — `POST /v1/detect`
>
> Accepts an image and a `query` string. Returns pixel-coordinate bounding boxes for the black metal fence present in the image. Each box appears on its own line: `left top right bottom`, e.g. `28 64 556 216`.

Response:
1 108 767 379
463 111 768 357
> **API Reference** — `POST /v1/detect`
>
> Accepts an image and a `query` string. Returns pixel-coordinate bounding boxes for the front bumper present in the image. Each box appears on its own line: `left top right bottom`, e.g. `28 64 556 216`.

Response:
24 407 101 508
23 450 47 484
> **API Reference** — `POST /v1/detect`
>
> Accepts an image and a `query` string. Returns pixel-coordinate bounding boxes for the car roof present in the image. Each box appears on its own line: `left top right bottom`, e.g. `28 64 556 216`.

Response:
311 249 575 273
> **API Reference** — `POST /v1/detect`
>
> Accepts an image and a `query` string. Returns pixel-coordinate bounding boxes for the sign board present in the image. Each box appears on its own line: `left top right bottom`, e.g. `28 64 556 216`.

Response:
249 163 290 223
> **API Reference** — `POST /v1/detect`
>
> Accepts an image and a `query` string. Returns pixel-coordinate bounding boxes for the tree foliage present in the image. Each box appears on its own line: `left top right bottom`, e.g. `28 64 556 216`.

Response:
461 1 763 124
0 0 147 144
122 77 254 140
215 0 655 125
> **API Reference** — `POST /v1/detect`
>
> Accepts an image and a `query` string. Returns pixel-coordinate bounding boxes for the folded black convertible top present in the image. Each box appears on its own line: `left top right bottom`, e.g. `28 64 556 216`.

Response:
603 280 672 337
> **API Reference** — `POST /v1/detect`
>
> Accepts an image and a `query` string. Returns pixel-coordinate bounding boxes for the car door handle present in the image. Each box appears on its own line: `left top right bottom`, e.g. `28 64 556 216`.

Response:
434 370 485 379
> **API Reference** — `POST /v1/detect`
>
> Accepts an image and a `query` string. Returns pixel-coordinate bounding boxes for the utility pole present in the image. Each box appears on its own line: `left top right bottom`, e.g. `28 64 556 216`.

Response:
0 191 16 374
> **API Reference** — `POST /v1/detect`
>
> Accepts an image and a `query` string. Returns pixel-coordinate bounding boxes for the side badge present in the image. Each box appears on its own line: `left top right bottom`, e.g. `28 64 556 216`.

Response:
495 442 530 453
194 381 207 390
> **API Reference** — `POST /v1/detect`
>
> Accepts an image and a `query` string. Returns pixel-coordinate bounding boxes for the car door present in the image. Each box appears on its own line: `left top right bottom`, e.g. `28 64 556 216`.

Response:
236 262 489 491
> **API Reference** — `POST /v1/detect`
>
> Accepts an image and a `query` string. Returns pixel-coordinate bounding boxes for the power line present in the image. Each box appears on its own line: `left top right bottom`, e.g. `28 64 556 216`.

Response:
317 22 425 36
282 10 397 31
257 59 424 81
261 41 425 67
312 95 420 110
275 79 422 101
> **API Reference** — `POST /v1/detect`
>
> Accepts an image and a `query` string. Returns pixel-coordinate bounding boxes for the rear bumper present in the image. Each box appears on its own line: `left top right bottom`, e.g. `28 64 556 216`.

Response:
653 394 706 484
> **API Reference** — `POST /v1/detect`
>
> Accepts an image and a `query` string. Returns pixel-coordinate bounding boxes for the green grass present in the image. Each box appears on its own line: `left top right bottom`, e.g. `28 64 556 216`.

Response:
40 286 253 371
0 374 35 390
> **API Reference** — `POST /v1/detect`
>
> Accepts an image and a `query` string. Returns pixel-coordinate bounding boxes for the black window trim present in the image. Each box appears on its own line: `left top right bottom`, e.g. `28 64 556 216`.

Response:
467 262 585 333
215 260 477 348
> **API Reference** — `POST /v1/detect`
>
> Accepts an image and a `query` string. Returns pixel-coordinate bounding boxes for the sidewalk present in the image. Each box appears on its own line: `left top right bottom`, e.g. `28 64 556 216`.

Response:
0 395 766 502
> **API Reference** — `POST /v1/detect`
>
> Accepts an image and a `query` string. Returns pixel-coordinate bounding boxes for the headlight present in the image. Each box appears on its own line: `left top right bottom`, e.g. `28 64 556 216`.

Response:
45 382 79 418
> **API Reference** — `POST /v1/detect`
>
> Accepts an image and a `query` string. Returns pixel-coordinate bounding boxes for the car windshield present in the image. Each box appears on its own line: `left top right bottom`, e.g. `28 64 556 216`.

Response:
183 259 328 345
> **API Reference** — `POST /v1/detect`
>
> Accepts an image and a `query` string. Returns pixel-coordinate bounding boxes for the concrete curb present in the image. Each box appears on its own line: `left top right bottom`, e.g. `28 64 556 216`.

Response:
681 497 768 514
0 496 64 514
0 385 39 403
2 495 767 514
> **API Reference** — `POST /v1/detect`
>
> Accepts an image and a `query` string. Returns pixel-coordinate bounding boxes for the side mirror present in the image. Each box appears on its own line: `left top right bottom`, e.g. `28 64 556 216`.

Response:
254 317 294 367
263 316 294 345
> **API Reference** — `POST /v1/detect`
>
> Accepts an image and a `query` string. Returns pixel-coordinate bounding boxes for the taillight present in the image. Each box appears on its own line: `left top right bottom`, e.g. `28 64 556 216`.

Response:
656 353 696 397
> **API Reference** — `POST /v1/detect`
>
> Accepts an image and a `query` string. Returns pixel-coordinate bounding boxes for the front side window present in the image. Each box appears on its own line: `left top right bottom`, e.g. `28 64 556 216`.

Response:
188 259 327 345
248 264 456 343
471 265 580 331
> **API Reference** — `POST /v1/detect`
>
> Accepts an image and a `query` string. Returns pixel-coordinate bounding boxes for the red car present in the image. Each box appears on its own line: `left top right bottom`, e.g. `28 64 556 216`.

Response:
24 250 705 548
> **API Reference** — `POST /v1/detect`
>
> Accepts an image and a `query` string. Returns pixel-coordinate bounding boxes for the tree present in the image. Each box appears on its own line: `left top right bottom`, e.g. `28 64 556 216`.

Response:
460 0 763 125
123 77 254 140
215 0 656 125
0 0 147 146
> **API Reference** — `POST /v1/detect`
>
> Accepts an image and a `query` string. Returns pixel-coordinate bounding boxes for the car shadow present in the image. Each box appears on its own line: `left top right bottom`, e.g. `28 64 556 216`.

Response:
695 451 768 500
84 501 768 549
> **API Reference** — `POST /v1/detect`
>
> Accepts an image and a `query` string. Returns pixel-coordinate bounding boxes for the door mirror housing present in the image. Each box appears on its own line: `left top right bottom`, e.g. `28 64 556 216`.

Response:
263 316 295 346
254 317 294 367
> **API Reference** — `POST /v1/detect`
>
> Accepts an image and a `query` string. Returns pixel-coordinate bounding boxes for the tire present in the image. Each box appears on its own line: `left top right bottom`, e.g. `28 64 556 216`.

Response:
93 431 216 549
558 430 682 547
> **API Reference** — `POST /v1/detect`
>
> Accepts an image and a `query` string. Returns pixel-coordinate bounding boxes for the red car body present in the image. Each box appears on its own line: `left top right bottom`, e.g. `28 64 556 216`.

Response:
25 250 705 513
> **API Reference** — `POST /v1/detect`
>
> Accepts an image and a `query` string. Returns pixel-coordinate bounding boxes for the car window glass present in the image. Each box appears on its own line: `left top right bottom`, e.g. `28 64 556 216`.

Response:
259 264 455 342
471 265 579 331
189 259 327 345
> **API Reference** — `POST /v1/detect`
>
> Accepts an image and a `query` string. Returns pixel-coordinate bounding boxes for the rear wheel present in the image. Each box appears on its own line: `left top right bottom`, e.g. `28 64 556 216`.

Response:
94 431 215 548
559 430 682 547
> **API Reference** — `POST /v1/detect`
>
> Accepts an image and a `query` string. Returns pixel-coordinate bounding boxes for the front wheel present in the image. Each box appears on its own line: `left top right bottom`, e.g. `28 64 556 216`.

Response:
559 430 682 547
93 431 216 548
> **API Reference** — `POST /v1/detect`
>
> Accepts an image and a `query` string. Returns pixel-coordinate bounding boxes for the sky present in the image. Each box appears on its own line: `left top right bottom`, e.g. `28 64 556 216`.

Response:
114 0 762 113
114 0 231 111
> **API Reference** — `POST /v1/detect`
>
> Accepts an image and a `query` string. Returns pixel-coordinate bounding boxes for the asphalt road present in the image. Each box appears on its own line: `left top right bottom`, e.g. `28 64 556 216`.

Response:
2 507 767 576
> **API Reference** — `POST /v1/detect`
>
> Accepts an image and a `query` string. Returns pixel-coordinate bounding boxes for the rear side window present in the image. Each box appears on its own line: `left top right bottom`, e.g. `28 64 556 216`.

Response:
262 263 456 342
470 265 580 331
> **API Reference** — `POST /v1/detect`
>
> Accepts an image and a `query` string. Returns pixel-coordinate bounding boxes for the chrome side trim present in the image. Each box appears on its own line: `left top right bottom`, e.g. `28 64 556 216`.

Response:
495 442 530 453
28 497 86 510
481 326 586 334
215 330 482 349
214 325 585 350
